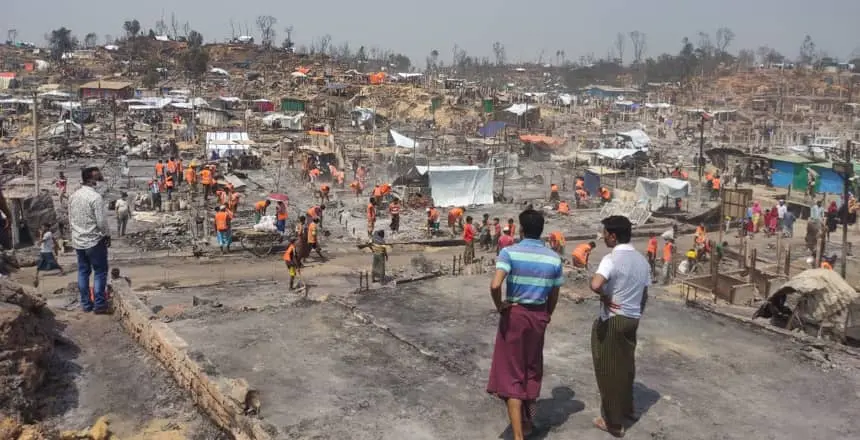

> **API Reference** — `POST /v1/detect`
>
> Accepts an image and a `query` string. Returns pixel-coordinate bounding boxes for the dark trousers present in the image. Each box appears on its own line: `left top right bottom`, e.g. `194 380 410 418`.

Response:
591 316 639 428
76 240 109 312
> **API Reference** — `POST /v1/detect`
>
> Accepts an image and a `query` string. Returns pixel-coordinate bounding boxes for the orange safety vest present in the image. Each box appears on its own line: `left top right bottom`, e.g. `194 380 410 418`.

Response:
428 208 439 221
572 243 591 263
600 188 611 200
663 243 673 262
167 160 176 173
307 206 320 218
165 176 174 188
308 222 318 243
575 179 584 189
155 163 164 176
712 178 721 190
283 244 296 262
647 238 658 254
320 185 330 193
550 232 565 247
558 202 570 213
184 167 196 183
255 201 267 212
214 211 230 231
200 169 212 185
380 184 391 195
277 206 287 221
550 184 559 192
367 203 376 220
821 261 833 270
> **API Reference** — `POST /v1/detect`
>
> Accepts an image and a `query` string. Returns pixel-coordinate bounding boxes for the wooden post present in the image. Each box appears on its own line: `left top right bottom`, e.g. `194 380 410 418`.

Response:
32 92 39 195
784 246 791 277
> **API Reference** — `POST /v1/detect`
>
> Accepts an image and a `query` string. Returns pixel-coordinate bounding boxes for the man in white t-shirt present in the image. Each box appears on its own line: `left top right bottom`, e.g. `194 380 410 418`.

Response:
589 215 650 437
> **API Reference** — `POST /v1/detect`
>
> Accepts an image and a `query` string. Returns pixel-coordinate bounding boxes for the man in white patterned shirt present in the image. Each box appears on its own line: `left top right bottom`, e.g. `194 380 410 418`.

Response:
68 167 111 313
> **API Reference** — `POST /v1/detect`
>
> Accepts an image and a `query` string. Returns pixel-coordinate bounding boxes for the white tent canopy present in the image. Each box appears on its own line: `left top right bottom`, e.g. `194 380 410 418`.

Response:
206 132 253 157
389 129 418 149
46 120 82 136
262 113 305 130
634 177 690 211
582 149 641 160
616 129 651 150
428 166 494 207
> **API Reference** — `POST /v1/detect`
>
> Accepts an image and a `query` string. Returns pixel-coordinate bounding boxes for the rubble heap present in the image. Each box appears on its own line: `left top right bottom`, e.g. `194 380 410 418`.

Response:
0 279 55 421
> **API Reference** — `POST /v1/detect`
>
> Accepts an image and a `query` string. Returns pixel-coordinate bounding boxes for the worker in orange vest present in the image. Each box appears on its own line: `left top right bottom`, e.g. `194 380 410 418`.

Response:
215 188 228 206
367 197 377 236
646 232 658 279
820 256 835 270
275 201 288 232
557 200 570 214
548 231 566 256
388 197 402 234
549 183 560 202
306 204 325 227
214 205 233 253
599 186 612 204
662 239 675 284
350 180 363 198
306 217 325 260
448 206 465 234
575 188 588 207
164 174 175 200
711 174 721 200
228 191 240 213
166 157 177 180
283 238 300 290
309 168 321 183
319 184 331 203
155 160 165 183
337 171 345 188
254 200 270 224
184 165 197 195
199 167 213 201
426 206 440 235
571 241 595 268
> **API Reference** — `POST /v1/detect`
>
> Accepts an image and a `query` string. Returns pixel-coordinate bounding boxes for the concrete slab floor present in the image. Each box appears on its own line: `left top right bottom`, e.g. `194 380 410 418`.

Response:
154 275 859 440
36 303 227 439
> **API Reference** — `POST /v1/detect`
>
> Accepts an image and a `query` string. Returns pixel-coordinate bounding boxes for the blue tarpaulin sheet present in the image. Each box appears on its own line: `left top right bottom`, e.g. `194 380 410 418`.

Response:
478 121 507 138
771 161 795 188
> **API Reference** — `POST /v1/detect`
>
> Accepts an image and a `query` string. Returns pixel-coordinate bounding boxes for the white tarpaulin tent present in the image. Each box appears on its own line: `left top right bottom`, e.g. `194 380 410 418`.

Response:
389 129 417 149
206 132 253 157
582 149 641 160
616 129 651 150
262 113 305 129
46 120 82 136
634 177 690 210
428 166 494 207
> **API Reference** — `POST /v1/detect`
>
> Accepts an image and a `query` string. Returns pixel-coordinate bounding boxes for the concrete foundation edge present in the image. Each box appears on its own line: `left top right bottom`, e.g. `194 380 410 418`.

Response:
111 283 273 440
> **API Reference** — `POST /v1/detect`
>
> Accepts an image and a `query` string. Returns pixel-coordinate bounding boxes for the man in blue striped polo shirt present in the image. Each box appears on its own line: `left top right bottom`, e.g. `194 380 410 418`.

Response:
487 209 564 440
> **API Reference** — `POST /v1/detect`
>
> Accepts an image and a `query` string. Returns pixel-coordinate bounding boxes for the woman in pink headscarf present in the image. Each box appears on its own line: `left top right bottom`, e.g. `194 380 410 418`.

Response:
751 201 762 233
766 207 779 235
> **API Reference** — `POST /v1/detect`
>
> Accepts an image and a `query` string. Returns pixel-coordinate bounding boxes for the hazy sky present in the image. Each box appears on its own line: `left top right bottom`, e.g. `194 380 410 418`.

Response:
6 0 860 63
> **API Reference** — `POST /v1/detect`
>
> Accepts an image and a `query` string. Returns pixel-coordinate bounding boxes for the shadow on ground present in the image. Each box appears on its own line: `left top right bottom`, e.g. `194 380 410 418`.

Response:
33 311 81 423
499 386 585 440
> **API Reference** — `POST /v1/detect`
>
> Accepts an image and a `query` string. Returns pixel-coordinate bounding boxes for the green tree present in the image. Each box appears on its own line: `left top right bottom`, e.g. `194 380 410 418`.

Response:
181 30 209 80
123 19 141 39
49 27 75 61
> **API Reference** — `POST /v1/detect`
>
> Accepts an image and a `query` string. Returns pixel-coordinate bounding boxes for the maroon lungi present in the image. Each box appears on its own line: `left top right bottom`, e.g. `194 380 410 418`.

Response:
486 304 549 403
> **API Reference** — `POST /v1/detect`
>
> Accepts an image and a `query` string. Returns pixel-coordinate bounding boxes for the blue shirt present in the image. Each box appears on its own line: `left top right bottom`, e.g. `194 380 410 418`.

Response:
496 238 564 304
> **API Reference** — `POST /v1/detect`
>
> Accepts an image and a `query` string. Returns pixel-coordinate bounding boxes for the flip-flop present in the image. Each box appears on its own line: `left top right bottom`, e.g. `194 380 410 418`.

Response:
593 417 625 438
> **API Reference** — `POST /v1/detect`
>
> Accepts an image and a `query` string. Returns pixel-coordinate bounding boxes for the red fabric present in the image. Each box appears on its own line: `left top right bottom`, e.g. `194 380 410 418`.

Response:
463 224 475 242
486 305 549 401
498 235 514 250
